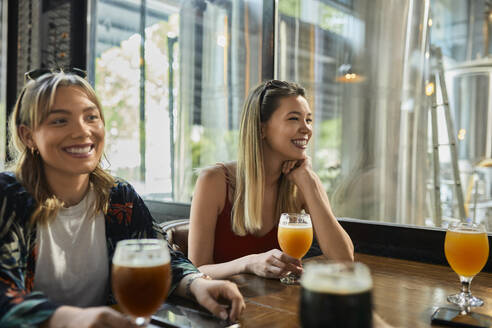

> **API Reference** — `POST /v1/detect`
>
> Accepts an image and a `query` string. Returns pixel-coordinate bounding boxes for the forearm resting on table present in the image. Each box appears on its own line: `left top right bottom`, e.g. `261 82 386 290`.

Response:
197 255 255 279
316 216 354 261
313 210 354 261
41 306 76 328
299 172 354 261
174 274 199 299
40 305 133 328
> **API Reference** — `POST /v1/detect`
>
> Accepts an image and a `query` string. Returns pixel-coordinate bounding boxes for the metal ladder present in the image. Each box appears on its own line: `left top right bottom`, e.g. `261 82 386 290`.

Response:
428 46 466 226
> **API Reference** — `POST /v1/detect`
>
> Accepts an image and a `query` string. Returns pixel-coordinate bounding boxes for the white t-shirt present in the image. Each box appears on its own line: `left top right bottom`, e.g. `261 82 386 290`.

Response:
33 190 108 307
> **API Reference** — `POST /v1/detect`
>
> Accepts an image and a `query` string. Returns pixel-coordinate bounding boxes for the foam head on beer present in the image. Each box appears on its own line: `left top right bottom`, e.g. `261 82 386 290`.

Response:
301 262 372 294
112 239 171 267
299 262 373 328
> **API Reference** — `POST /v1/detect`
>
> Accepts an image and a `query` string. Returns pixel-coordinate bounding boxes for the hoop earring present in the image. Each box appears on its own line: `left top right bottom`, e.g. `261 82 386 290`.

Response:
30 147 38 156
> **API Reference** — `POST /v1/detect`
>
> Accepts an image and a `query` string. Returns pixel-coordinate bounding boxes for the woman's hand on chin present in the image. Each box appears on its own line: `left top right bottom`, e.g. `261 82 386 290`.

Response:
281 156 314 186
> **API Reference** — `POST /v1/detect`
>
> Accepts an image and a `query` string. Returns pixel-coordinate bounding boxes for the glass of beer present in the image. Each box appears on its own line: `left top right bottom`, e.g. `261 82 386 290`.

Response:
277 213 313 284
444 221 489 314
300 261 373 328
112 239 172 326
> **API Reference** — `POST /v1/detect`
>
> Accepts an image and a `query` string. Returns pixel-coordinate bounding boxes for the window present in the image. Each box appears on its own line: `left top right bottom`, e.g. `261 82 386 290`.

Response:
89 0 267 202
89 0 492 230
276 0 492 230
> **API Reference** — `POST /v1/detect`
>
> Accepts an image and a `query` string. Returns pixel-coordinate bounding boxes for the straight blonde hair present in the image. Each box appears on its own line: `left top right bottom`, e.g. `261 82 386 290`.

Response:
8 70 114 225
232 80 305 235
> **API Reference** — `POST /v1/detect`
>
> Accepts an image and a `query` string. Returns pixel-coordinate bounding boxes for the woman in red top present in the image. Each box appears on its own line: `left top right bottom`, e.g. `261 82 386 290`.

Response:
188 80 354 279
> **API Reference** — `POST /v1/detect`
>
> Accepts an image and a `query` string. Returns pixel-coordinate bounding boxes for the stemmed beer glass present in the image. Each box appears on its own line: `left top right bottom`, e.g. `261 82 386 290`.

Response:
277 213 313 284
112 239 172 326
444 222 489 314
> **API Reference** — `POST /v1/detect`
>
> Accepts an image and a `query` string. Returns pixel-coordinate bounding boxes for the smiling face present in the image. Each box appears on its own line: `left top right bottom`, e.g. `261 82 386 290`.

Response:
261 95 312 162
23 86 105 183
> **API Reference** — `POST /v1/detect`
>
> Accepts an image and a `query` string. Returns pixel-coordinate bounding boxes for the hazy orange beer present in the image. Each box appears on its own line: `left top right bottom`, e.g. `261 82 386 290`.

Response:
277 213 313 284
278 224 313 259
445 228 489 277
444 222 489 311
112 239 171 324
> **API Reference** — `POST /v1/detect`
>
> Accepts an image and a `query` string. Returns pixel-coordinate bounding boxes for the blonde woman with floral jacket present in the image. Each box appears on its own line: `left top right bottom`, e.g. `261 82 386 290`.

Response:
0 68 244 328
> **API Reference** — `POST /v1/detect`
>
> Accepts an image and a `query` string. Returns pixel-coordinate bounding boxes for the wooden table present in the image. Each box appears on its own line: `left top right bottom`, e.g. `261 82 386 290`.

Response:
228 253 492 328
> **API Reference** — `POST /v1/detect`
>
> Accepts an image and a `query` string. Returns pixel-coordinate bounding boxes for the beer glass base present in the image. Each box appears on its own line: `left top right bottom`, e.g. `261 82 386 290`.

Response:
447 292 484 312
280 272 300 285
134 316 150 327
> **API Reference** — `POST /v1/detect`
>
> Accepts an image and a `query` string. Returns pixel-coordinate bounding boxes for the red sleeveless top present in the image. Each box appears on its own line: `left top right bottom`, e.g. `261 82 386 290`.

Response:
213 168 280 264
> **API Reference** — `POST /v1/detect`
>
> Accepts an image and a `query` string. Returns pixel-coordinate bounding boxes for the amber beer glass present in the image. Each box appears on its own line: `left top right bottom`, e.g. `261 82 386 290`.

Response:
300 262 373 328
277 213 313 284
444 222 489 313
112 239 171 326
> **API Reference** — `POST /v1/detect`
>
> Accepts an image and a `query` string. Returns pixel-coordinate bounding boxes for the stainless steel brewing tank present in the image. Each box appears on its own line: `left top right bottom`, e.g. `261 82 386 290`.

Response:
445 58 492 163
445 59 492 227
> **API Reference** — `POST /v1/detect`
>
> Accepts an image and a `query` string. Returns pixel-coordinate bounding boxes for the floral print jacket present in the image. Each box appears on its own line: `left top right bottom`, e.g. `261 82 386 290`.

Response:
0 172 198 327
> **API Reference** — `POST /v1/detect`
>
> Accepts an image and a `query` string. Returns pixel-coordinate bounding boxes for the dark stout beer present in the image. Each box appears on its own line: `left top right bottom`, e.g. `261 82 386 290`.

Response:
300 262 372 328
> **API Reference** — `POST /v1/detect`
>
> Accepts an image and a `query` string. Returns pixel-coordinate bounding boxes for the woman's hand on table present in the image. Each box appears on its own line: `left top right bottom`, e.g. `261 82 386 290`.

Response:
245 249 303 278
190 278 245 322
42 305 137 328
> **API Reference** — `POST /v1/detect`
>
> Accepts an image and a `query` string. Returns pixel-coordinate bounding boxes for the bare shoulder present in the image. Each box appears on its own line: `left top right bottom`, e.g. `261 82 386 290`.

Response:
219 161 237 180
193 164 232 215
198 162 236 183
197 164 228 185
222 161 237 173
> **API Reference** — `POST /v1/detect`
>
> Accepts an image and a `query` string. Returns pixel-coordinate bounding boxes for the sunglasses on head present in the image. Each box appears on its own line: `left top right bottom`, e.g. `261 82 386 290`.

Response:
259 80 288 106
16 67 87 126
24 67 87 83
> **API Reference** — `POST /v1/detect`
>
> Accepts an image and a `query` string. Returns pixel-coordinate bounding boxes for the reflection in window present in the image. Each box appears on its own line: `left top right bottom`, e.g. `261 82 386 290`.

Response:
434 0 492 229
88 0 491 228
277 0 492 229
90 0 178 200
89 0 264 202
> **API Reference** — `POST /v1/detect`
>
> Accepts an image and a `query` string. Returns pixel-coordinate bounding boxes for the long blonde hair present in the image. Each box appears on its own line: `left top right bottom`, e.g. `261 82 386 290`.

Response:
232 80 305 235
8 70 114 225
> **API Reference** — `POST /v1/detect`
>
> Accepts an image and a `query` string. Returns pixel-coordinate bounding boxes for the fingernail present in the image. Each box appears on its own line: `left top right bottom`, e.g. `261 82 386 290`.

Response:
220 310 228 320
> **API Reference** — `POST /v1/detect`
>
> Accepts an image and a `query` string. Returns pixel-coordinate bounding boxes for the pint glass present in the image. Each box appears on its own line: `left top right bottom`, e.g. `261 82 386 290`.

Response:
300 261 373 328
112 239 171 326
